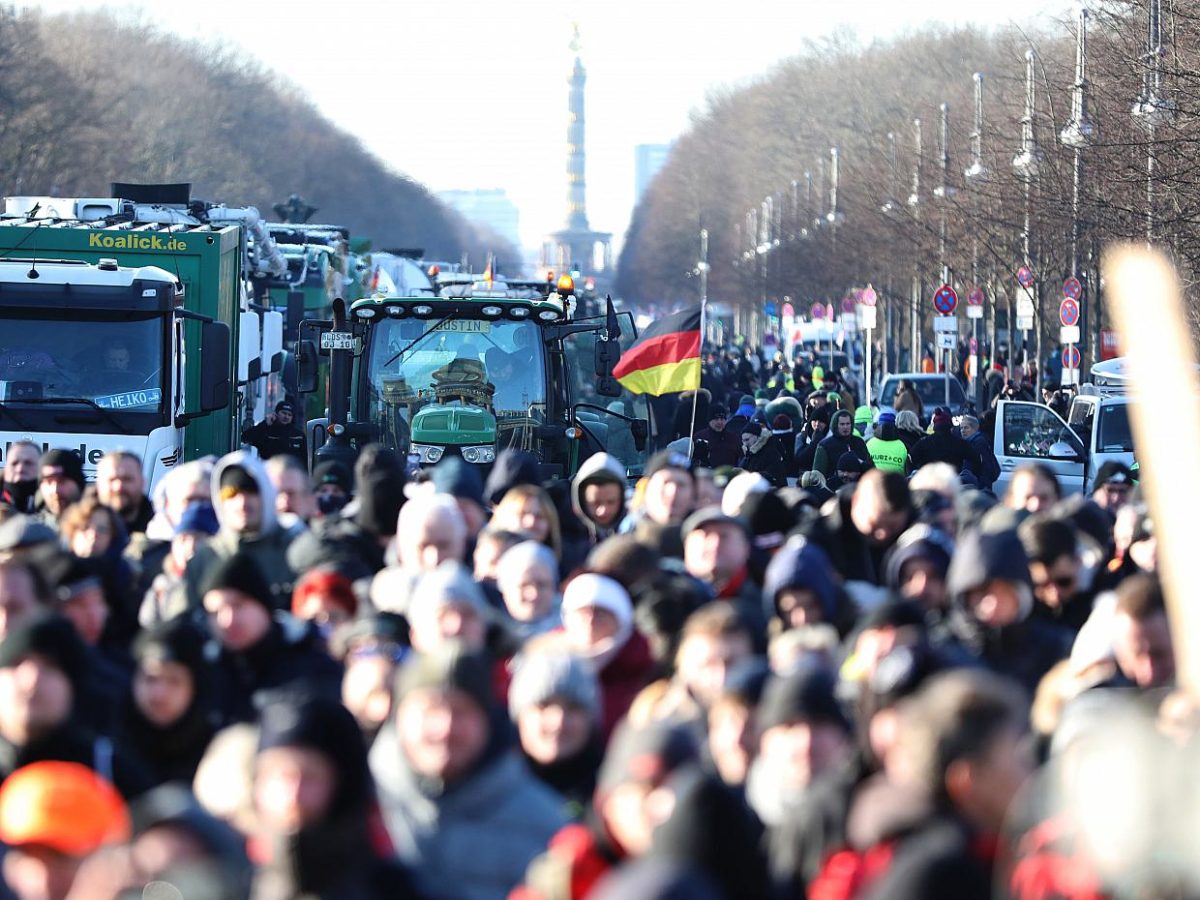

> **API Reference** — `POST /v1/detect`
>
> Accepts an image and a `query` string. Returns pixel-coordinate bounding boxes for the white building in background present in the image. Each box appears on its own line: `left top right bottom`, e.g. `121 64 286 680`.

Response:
437 188 522 250
634 143 673 201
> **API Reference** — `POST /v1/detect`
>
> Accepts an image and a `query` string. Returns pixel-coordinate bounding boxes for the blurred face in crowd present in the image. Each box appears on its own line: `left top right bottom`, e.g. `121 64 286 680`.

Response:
342 647 398 734
96 455 144 514
501 561 556 623
294 593 353 634
601 779 671 857
563 604 621 653
777 588 825 629
398 687 490 783
219 486 263 534
675 630 754 709
0 567 39 642
38 466 80 516
61 584 108 647
272 468 316 521
643 470 695 525
134 658 194 727
851 483 908 546
947 726 1032 832
759 718 850 791
473 533 515 582
1129 534 1157 573
899 559 948 610
959 419 978 440
256 746 338 833
70 511 114 559
583 482 624 528
1007 470 1058 514
164 475 210 528
1093 479 1132 512
3 444 39 484
1113 609 1175 689
835 416 853 438
1029 555 1081 611
837 468 862 485
684 522 749 587
3 845 82 900
204 588 271 652
496 497 550 543
964 578 1026 628
708 698 757 786
410 600 487 655
170 531 204 571
708 414 725 433
0 655 72 744
693 473 722 511
399 510 465 572
517 697 592 764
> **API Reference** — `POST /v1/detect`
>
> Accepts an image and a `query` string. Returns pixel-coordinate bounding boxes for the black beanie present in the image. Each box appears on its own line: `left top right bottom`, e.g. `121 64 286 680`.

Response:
38 449 84 489
353 444 407 538
133 617 211 678
43 554 105 606
597 721 699 796
394 644 494 716
758 663 851 734
199 552 275 610
0 614 86 695
257 691 370 817
311 461 352 495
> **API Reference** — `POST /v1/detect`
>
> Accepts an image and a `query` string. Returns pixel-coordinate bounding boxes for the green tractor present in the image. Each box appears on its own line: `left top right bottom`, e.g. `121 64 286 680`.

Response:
297 277 654 480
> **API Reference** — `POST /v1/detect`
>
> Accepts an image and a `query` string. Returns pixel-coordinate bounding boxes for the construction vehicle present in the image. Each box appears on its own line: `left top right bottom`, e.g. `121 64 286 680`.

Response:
0 188 287 488
297 275 654 480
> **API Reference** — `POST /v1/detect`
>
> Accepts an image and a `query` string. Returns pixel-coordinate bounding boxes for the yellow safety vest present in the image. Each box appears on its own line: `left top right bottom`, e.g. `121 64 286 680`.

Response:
867 437 909 474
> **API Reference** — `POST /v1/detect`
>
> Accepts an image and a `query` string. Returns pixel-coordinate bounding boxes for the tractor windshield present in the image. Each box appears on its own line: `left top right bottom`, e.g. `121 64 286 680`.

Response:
363 316 546 448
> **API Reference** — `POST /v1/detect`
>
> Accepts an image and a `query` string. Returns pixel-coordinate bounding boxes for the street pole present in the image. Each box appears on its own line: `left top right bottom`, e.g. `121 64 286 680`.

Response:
827 147 844 372
966 72 989 408
1061 5 1095 379
934 102 955 407
1133 0 1174 245
689 228 710 456
1013 48 1042 392
881 130 901 377
908 118 923 371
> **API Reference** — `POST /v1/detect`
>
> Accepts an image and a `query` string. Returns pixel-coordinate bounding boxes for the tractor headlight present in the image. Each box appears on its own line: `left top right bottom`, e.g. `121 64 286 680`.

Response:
461 445 495 464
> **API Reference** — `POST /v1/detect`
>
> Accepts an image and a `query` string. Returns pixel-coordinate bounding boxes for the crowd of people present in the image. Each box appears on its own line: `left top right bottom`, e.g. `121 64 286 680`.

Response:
0 347 1176 900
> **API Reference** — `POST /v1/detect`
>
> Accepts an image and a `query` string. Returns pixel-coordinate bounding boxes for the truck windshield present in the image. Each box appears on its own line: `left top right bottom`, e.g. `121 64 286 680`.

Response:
879 377 966 407
0 314 164 411
364 315 546 431
1098 402 1134 452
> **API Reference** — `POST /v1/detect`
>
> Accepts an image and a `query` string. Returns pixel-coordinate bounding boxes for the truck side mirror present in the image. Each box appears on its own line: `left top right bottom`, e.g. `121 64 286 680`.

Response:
595 337 622 396
286 291 306 341
297 340 319 395
199 321 231 413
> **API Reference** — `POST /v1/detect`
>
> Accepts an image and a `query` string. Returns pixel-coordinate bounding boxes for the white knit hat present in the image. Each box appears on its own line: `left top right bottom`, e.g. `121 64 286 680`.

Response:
561 573 633 634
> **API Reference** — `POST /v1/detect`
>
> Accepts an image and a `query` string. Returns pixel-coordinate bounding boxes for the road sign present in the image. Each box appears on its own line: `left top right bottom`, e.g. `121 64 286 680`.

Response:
1016 315 1034 330
1061 367 1081 386
860 305 878 329
933 315 958 333
840 312 858 333
1059 297 1079 327
841 296 856 314
933 284 958 314
1063 346 1081 369
861 285 878 306
967 287 985 306
967 305 983 320
1017 266 1035 288
782 302 794 319
1017 285 1035 318
1063 276 1083 300
937 333 957 350
1060 325 1081 344
969 337 978 353
811 303 825 319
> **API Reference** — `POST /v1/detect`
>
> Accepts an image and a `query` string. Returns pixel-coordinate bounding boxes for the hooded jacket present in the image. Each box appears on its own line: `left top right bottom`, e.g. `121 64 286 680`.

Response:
812 412 874 478
945 528 1072 694
369 722 565 900
185 452 297 613
570 453 628 545
763 537 843 631
911 424 980 473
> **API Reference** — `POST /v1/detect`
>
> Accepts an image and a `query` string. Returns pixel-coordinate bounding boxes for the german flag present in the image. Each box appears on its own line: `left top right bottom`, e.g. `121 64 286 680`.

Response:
613 307 702 395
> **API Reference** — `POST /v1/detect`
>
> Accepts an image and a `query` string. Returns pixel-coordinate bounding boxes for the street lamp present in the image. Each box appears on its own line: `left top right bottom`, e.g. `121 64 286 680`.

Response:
908 118 923 367
1012 48 1043 389
1060 3 1096 370
881 131 901 215
1132 0 1175 243
965 74 989 402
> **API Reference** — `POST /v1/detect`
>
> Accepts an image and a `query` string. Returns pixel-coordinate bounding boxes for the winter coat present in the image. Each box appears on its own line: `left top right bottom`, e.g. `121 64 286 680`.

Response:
242 419 307 463
210 618 343 724
185 452 298 613
911 426 979 473
966 430 1001 490
694 425 743 468
369 726 566 900
763 537 843 633
740 432 789 488
596 631 656 740
799 493 902 589
0 721 152 799
812 431 874 479
119 692 216 789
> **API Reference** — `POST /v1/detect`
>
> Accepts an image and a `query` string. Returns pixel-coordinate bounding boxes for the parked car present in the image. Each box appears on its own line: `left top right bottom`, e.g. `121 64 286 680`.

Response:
876 372 970 423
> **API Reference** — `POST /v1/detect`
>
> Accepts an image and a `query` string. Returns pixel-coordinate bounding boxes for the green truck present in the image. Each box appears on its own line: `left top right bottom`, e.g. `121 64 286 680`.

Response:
0 192 286 487
298 276 654 480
